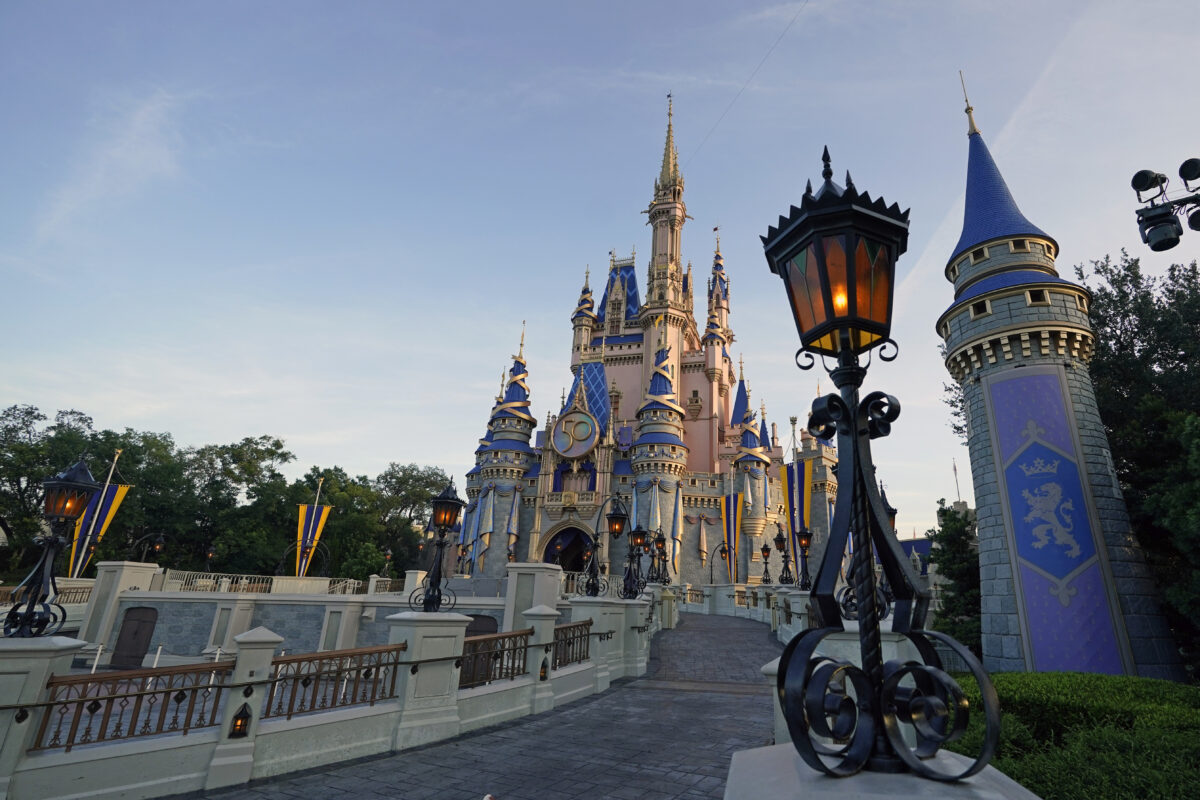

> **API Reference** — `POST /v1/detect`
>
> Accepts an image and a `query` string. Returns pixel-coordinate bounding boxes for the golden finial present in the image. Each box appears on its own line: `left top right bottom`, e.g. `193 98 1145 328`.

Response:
960 71 980 136
517 320 526 360
714 226 721 254
738 355 744 381
584 265 590 289
499 368 507 398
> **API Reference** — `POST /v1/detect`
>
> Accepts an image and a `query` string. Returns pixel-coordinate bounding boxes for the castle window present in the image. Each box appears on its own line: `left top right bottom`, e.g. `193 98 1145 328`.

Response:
692 390 699 398
970 299 991 319
1026 289 1049 306
1075 295 1089 313
1046 243 1056 257
938 321 950 339
620 477 628 484
948 263 959 281
1010 239 1029 253
970 247 987 263
689 478 697 486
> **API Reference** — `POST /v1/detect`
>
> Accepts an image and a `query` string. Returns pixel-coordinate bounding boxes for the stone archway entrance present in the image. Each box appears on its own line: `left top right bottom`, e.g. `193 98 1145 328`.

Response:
541 527 594 572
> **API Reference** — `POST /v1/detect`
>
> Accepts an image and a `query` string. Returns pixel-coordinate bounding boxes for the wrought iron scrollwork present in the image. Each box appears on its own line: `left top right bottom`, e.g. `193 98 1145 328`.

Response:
796 349 816 371
778 626 999 781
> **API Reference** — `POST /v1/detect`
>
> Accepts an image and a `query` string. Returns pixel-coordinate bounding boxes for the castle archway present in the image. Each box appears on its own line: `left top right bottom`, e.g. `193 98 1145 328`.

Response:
541 527 595 572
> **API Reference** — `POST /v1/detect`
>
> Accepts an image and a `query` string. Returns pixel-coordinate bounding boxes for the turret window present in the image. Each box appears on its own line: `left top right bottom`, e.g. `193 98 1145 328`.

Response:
1010 239 1029 253
948 263 960 281
1075 295 1089 313
938 321 950 339
1025 289 1049 306
970 247 987 263
970 299 991 319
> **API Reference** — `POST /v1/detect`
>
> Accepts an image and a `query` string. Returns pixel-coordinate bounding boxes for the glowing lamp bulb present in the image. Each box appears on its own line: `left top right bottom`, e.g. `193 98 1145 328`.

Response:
834 292 848 313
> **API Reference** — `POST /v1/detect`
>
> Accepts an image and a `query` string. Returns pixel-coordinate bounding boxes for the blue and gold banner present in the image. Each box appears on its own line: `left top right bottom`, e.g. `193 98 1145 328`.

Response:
296 504 333 577
720 493 742 583
986 367 1128 673
779 461 813 564
68 484 132 578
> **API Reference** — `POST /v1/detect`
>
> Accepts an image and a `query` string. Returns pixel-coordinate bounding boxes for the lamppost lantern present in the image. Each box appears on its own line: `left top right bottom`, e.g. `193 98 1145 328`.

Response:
5 460 100 637
762 151 999 781
41 461 100 526
152 533 166 555
430 482 466 530
762 147 909 364
410 479 464 613
760 542 772 561
773 528 786 553
628 528 648 551
605 505 628 538
760 540 773 584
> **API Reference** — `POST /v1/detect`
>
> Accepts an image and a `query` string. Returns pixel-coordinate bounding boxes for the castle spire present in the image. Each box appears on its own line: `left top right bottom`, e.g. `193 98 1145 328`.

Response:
658 92 680 191
948 101 1053 265
960 71 980 136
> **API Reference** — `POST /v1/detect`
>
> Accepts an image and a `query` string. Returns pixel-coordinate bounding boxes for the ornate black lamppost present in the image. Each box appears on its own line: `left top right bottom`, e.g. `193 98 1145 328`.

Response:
762 149 998 780
408 481 465 613
797 526 812 591
760 541 772 584
382 547 393 578
621 527 648 599
582 494 627 597
128 531 166 562
4 461 100 637
709 540 729 584
774 525 795 585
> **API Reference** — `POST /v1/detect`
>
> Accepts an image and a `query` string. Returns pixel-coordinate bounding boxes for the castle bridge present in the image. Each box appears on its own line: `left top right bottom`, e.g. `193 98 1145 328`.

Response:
200 613 782 800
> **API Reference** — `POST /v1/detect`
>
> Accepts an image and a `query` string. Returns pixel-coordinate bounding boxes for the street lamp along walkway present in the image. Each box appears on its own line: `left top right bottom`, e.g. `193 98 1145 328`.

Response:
4 461 101 637
762 148 999 780
409 481 466 613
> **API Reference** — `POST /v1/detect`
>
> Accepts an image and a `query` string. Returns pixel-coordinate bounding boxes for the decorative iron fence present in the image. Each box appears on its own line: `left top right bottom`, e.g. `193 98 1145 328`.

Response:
734 588 747 607
163 570 273 593
686 588 705 604
371 578 401 593
263 642 407 720
458 628 532 690
326 579 364 595
0 585 91 604
33 661 235 752
561 571 620 598
552 620 592 669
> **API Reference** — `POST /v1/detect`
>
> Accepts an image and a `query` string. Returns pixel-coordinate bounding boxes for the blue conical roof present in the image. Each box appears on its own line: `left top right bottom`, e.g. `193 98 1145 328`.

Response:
949 132 1052 265
729 378 748 428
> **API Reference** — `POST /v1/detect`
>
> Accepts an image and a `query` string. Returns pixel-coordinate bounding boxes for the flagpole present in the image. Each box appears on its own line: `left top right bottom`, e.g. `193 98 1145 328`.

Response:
75 449 122 577
301 477 324 577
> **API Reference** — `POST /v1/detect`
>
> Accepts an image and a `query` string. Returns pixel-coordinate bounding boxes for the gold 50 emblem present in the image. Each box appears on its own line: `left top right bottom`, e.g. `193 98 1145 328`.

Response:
552 410 599 459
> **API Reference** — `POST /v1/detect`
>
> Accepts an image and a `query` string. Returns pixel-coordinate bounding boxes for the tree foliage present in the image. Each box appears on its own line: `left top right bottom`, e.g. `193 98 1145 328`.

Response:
0 404 447 583
1075 252 1200 674
926 498 981 657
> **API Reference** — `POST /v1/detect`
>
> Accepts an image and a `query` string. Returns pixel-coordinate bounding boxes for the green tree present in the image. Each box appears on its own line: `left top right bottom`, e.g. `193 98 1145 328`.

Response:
926 498 981 657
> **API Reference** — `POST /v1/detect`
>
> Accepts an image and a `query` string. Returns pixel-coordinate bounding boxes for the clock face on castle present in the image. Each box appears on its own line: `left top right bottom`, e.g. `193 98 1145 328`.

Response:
551 410 600 459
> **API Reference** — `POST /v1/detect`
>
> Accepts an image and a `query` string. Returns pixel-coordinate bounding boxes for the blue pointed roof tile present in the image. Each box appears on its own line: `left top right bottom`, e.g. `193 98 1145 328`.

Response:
950 132 1052 265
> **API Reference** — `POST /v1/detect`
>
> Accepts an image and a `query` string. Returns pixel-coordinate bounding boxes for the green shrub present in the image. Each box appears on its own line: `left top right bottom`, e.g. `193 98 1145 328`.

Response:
941 671 1200 800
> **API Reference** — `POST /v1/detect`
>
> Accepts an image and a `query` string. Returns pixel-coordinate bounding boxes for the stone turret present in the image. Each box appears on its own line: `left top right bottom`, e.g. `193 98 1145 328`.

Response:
937 98 1181 679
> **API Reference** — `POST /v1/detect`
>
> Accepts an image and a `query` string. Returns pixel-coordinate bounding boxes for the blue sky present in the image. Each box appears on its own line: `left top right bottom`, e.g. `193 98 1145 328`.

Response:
3 1 1199 536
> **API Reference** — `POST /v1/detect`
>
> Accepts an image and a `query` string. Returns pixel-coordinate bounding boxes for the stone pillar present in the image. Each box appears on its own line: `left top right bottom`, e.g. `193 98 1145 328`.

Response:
0 636 86 799
503 562 563 631
660 588 677 629
387 611 471 750
702 586 717 615
204 627 284 791
521 605 559 714
714 584 736 616
77 561 162 651
402 569 427 594
569 597 622 692
621 599 651 677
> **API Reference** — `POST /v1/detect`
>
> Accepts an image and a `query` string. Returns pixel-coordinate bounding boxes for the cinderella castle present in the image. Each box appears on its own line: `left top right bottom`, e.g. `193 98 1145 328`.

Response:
455 103 839 587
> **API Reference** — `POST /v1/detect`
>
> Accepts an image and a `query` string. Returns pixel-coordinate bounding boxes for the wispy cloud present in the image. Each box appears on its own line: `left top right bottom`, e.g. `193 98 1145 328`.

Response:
36 88 182 242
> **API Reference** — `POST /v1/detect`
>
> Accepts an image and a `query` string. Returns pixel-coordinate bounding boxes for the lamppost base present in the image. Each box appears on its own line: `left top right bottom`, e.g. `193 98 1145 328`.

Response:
724 744 1041 800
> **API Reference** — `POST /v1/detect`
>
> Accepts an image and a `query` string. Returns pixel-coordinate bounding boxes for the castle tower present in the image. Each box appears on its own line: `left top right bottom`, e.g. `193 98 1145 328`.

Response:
937 99 1181 678
468 332 537 578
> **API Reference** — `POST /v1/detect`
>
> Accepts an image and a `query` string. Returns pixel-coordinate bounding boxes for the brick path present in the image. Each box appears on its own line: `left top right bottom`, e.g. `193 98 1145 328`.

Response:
199 613 783 800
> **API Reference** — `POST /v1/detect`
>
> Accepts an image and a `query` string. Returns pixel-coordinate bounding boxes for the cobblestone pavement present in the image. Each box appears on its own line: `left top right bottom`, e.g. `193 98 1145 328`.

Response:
199 613 783 800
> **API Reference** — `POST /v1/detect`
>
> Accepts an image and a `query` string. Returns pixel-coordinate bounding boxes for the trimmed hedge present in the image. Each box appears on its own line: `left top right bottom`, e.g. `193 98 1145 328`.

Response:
947 672 1200 800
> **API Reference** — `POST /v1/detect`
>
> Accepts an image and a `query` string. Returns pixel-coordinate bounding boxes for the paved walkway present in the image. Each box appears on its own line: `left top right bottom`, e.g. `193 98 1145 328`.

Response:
201 613 783 800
